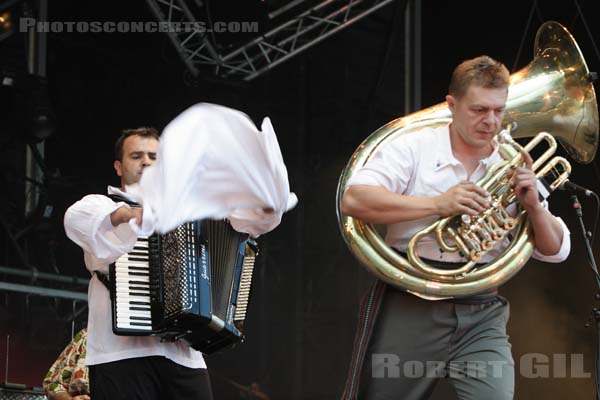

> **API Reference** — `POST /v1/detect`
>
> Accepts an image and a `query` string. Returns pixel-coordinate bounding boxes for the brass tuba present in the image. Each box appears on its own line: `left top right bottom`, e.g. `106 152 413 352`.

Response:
336 21 599 298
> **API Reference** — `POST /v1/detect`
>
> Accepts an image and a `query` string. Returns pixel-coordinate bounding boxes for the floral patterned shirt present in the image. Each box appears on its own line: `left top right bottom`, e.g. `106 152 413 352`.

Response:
42 329 89 399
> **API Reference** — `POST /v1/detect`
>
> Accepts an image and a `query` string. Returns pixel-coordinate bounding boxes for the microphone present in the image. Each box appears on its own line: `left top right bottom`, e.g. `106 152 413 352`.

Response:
559 180 595 197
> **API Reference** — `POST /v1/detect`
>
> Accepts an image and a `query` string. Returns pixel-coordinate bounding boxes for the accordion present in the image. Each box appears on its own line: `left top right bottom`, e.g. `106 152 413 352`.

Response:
108 219 257 354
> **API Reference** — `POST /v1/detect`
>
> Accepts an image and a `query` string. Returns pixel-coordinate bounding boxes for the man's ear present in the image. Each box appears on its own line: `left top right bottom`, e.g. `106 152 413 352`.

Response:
114 160 123 177
446 94 456 115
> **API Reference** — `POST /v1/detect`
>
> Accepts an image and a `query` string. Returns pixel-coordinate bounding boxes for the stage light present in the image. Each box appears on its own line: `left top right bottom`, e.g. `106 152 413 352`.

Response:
0 10 14 42
0 11 11 30
25 76 56 142
2 76 14 86
31 108 55 141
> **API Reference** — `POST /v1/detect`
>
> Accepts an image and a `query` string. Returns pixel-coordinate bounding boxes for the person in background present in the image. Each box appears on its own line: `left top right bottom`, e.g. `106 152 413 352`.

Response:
42 328 90 400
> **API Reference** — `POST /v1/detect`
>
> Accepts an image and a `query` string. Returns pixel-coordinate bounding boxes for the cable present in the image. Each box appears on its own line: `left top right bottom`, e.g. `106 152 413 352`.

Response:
580 197 600 285
569 0 587 28
573 0 600 64
511 0 537 73
205 0 218 48
534 1 544 23
590 191 600 246
362 0 406 129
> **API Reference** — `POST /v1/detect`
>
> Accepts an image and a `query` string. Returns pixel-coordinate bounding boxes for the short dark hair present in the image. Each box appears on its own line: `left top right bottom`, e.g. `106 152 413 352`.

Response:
448 55 510 99
114 127 159 161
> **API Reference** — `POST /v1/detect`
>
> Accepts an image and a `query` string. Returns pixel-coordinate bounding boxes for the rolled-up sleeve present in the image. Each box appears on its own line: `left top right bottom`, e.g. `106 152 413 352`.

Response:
531 216 571 263
345 138 415 194
64 195 138 270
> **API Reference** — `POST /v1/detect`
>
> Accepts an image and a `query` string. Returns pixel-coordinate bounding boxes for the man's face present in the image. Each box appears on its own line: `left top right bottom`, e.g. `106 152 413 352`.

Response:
114 135 158 187
446 85 508 149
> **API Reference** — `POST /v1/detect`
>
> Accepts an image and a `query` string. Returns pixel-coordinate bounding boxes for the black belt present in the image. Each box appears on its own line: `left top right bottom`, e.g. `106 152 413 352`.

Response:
395 252 501 305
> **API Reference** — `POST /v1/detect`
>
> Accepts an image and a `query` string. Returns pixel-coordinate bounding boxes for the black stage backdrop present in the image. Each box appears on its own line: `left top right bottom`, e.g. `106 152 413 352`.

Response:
1 1 600 399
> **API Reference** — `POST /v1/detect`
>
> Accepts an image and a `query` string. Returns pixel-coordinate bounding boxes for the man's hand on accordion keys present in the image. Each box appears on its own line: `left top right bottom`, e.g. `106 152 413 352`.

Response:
110 206 143 227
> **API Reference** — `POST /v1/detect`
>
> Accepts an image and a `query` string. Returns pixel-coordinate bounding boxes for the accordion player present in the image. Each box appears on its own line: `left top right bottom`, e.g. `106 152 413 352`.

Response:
107 218 258 355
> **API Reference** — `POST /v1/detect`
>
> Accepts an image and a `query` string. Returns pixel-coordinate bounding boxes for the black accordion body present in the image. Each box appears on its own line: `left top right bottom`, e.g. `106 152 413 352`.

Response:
109 219 257 354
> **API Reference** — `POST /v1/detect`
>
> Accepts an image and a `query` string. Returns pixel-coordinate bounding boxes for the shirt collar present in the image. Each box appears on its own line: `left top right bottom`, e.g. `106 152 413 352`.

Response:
433 125 501 171
433 125 461 171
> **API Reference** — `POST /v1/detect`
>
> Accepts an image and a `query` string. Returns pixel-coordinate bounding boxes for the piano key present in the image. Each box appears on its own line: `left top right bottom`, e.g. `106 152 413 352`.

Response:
115 295 151 302
115 292 150 299
116 303 150 310
115 304 150 310
129 307 151 312
116 289 150 296
115 257 148 264
115 285 150 291
116 301 150 308
116 261 149 269
116 310 152 318
115 271 149 278
115 300 151 307
124 257 149 263
116 322 152 330
122 249 148 255
116 318 152 324
122 267 149 273
117 253 148 261
115 266 149 273
115 280 150 286
119 291 150 297
117 305 151 312
128 300 151 306
115 276 150 283
117 318 152 325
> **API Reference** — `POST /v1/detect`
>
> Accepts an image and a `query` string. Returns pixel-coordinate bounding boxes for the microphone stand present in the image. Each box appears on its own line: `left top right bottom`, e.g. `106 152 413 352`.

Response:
570 194 600 400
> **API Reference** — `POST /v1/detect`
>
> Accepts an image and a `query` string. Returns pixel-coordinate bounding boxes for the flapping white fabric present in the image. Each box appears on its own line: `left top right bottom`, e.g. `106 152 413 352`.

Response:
127 103 297 237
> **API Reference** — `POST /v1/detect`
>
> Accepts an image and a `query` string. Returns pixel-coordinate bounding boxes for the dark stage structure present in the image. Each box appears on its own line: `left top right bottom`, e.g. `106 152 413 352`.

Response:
1 0 600 399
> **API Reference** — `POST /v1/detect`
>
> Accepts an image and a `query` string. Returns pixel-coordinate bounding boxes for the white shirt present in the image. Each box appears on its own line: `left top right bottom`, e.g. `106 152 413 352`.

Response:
64 186 207 368
346 124 570 264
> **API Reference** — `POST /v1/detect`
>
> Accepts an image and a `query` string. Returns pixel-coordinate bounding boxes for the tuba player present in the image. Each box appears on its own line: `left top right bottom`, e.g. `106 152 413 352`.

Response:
341 56 570 400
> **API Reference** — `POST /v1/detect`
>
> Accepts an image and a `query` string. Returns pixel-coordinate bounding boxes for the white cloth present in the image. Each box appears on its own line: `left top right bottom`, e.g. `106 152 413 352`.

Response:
346 124 570 263
127 103 297 237
64 188 207 368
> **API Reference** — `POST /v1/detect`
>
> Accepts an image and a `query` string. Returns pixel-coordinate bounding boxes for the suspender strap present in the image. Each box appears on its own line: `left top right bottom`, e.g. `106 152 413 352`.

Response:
107 194 141 207
95 271 114 293
341 280 387 400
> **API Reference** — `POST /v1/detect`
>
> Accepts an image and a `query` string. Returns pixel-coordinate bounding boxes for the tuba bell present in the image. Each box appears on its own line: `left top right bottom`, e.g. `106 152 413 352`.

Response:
336 21 599 298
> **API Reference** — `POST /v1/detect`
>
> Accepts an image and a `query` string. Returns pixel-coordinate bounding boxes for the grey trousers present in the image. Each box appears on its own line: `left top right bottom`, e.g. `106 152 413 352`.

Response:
359 289 514 400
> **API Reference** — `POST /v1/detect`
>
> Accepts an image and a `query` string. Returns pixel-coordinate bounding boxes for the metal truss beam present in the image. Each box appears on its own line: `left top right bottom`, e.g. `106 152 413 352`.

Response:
147 0 398 81
0 265 89 301
0 387 46 400
0 282 87 301
0 265 89 285
144 0 220 77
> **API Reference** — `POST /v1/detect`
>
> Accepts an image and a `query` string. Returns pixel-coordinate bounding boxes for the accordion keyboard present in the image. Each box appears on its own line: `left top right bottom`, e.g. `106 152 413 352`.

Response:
114 237 153 331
